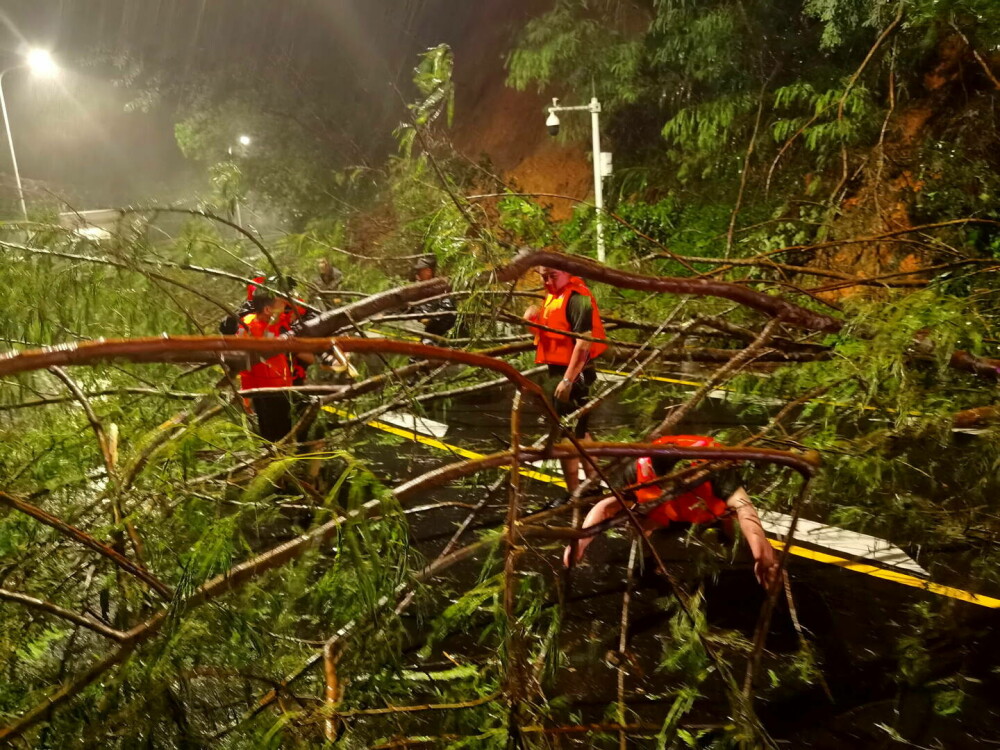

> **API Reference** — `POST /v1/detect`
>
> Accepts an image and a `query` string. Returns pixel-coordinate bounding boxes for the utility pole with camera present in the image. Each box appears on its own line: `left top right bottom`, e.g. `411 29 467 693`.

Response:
545 96 612 263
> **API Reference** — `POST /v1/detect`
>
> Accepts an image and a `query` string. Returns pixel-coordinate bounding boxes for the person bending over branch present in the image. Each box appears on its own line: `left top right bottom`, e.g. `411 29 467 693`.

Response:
564 435 778 588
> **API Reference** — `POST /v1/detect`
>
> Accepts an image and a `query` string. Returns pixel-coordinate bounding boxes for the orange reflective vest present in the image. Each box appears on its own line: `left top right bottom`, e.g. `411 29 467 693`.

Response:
634 435 729 526
237 313 292 390
276 301 310 382
533 277 607 366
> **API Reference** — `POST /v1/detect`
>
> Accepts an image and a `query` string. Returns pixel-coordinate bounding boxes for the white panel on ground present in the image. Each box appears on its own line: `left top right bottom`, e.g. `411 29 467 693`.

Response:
377 411 450 438
536 458 588 482
759 510 927 577
707 388 784 406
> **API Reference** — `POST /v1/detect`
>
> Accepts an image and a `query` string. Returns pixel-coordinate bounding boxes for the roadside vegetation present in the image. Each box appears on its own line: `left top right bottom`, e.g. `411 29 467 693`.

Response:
1 1 999 746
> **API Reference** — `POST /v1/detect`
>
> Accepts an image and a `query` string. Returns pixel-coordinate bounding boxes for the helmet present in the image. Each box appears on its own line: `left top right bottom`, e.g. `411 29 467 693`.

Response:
648 435 720 475
410 255 437 280
651 435 719 448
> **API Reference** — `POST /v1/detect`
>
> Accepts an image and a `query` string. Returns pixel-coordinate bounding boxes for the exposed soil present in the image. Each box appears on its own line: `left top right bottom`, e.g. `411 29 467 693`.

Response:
818 34 986 299
448 0 594 221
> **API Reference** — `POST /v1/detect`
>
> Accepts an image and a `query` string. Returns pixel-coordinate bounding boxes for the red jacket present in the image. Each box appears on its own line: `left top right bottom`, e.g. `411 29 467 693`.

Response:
532 277 607 366
237 313 292 390
244 278 310 382
633 435 729 525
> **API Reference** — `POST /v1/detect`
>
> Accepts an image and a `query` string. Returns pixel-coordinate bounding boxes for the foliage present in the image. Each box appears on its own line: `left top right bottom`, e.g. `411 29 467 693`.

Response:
396 44 456 158
2 4 1000 748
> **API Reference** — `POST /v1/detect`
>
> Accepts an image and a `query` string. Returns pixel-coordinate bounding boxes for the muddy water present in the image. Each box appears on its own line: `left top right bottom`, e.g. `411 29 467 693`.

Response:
343 378 1000 748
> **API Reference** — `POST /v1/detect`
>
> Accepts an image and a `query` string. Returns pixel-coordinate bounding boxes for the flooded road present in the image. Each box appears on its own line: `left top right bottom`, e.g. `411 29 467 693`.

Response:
318 364 1000 748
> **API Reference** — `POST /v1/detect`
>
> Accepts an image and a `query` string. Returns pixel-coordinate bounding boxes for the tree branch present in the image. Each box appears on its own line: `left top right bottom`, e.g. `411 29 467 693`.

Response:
0 588 127 642
0 491 171 600
492 248 841 332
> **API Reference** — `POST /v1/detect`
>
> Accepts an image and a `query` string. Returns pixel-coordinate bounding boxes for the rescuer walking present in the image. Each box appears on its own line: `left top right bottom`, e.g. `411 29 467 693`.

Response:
564 434 779 588
524 266 607 495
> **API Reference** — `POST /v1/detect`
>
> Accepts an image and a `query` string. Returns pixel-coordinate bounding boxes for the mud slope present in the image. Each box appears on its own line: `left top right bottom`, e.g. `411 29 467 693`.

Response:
447 0 593 220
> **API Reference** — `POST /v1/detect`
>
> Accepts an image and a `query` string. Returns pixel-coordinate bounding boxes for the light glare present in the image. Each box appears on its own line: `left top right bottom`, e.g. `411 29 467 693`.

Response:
238 134 252 146
26 49 57 77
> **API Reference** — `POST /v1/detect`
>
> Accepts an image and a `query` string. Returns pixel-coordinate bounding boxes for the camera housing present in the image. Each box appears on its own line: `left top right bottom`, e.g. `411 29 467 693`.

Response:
546 111 560 137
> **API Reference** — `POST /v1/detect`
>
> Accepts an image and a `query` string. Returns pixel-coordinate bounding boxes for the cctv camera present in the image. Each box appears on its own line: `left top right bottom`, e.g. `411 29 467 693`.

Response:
546 111 560 137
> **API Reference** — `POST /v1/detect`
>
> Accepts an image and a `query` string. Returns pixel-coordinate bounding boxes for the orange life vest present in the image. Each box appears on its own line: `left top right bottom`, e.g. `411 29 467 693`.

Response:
533 277 607 366
237 313 292 390
276 301 310 382
633 435 729 525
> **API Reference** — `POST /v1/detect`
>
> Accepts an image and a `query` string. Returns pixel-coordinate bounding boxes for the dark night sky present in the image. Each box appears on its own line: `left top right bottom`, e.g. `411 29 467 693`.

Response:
0 1 474 209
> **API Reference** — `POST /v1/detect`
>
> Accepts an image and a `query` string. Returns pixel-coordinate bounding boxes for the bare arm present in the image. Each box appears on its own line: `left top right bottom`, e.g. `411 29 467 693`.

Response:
563 496 623 567
554 338 591 404
726 487 778 588
562 339 591 387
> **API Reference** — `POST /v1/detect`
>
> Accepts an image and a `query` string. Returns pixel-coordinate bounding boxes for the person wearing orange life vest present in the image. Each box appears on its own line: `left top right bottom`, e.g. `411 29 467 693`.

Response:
275 294 313 385
218 272 267 336
237 288 295 442
235 275 326 385
564 435 778 589
524 267 608 494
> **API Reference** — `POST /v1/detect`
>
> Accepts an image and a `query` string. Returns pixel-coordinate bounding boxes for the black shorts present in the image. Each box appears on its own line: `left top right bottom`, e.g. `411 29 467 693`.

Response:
251 394 293 443
544 365 596 438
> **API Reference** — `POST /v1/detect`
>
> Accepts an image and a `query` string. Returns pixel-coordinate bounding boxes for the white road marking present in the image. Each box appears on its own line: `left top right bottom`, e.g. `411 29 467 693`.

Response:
376 410 450 439
361 364 928 575
759 510 928 577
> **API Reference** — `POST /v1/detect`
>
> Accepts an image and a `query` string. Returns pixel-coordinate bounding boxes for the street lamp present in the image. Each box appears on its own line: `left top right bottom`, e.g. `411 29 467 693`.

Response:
0 48 58 221
546 97 613 263
26 50 58 78
238 134 252 147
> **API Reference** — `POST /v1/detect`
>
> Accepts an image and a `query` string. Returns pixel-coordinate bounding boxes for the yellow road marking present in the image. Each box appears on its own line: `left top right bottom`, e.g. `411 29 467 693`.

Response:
322 406 566 487
321 353 992 606
770 540 1000 608
596 368 927 416
366 329 918 415
597 368 704 388
368 326 421 342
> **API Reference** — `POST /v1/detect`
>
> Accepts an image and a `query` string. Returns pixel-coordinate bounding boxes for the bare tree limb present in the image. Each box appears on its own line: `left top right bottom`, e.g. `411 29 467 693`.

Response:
492 248 842 332
0 491 171 600
0 588 127 642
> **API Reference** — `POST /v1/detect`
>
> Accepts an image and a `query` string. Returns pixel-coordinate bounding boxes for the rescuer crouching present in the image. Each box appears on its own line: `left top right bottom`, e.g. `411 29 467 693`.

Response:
564 434 779 589
524 266 608 495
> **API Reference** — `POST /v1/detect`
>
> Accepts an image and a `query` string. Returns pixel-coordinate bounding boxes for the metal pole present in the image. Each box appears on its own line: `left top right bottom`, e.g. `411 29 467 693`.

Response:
589 96 605 263
0 68 28 222
227 144 244 229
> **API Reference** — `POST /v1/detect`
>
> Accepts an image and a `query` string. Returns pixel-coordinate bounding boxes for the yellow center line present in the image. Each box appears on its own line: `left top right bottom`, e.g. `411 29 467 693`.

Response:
322 404 996 608
322 405 566 487
597 368 704 388
368 326 421 342
770 540 1000 608
596 368 926 416
366 328 917 415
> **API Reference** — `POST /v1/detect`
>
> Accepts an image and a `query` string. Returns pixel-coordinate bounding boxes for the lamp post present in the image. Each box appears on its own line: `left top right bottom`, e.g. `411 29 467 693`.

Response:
545 97 613 263
0 49 58 221
228 134 252 229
